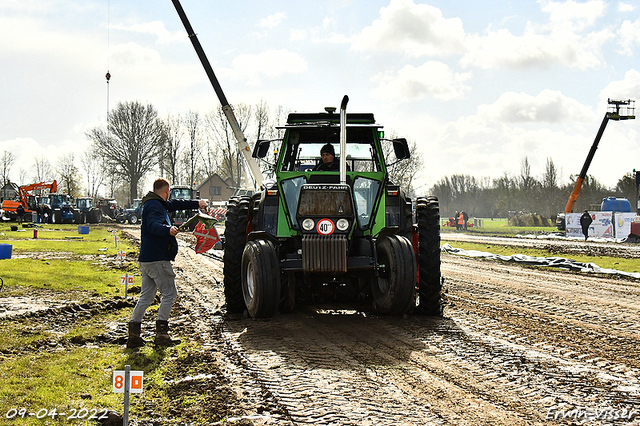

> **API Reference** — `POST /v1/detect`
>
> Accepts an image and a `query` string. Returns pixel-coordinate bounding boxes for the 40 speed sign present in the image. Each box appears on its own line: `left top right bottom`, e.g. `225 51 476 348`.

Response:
316 219 334 235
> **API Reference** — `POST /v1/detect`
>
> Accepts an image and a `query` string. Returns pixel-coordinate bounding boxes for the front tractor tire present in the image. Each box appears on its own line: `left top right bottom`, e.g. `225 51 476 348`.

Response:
416 196 442 316
223 196 250 314
373 235 417 315
52 210 62 224
242 239 281 318
129 214 139 225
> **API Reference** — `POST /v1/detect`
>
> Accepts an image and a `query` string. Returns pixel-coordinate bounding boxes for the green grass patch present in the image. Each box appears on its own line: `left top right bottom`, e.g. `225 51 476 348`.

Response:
0 224 137 256
441 240 640 274
0 346 126 425
441 217 558 235
0 258 133 298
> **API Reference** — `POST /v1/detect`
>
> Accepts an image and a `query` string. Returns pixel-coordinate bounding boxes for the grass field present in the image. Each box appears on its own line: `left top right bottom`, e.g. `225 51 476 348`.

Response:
440 240 640 274
0 222 229 424
441 217 558 234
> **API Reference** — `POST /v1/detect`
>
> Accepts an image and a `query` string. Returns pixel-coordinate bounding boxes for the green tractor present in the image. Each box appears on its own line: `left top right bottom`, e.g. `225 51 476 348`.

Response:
172 0 441 318
222 98 441 317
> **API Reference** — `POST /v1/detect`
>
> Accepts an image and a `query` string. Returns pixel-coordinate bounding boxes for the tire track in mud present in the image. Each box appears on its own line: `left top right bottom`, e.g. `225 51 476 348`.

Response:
172 232 640 425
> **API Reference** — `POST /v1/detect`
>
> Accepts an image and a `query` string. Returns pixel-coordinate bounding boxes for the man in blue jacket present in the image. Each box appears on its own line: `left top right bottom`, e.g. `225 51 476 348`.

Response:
127 178 208 349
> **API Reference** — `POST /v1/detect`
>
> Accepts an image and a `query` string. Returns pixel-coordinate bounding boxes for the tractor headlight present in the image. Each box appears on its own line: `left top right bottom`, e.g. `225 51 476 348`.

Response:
336 218 349 231
302 218 315 231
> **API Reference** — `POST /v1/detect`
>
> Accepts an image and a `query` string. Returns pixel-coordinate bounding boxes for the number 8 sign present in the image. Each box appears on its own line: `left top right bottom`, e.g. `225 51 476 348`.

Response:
113 370 144 393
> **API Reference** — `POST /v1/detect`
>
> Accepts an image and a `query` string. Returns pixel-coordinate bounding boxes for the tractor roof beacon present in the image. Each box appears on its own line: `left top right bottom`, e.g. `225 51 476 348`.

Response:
171 0 442 318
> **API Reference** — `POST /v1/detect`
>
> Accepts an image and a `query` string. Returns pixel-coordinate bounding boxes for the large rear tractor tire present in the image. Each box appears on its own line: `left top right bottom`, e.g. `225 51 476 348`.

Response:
241 239 281 318
416 196 442 316
223 196 250 314
90 209 103 224
373 235 416 315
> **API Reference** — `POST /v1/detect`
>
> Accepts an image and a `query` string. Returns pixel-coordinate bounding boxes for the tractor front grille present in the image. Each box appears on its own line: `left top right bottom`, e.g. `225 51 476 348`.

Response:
302 234 347 273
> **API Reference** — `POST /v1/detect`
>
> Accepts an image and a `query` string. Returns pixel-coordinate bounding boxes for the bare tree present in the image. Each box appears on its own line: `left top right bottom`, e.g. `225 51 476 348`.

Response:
18 168 28 186
161 113 183 184
56 153 82 196
205 103 253 189
1 151 16 186
252 100 283 178
80 147 104 197
541 157 561 217
183 110 204 188
86 101 165 200
380 132 424 197
519 157 536 191
32 156 53 183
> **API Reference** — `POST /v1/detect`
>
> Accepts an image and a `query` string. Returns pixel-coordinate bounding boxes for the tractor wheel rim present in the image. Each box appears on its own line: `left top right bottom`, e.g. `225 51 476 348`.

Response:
246 262 255 300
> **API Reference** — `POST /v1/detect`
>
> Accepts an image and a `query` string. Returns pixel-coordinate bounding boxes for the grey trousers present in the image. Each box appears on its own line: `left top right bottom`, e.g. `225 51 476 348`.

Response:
130 261 177 323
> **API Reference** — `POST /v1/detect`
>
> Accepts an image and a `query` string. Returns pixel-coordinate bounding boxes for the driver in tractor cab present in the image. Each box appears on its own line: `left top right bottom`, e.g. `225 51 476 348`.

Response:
312 143 339 171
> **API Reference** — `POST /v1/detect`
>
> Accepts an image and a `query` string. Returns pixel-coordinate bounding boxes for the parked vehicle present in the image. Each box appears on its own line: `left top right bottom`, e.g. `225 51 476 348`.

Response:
96 198 119 221
117 199 143 224
168 186 200 229
0 180 57 222
42 193 80 224
75 197 103 223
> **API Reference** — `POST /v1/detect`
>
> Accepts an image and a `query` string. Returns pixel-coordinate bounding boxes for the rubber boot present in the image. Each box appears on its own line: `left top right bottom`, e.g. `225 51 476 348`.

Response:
126 322 146 349
154 320 181 347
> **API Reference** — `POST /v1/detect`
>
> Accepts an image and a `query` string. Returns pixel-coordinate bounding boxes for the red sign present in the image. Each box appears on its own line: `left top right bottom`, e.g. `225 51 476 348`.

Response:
316 219 335 235
193 222 220 254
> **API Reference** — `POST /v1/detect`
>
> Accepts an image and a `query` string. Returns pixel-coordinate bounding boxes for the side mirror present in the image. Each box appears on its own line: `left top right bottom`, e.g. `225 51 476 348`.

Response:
392 138 410 160
253 140 271 158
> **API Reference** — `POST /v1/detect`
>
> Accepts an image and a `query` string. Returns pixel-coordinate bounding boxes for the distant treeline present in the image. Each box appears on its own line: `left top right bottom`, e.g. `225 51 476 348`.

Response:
429 157 638 219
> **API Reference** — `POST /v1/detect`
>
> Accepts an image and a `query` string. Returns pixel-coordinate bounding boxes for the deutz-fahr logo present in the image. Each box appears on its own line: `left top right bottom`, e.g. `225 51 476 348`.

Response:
303 184 350 191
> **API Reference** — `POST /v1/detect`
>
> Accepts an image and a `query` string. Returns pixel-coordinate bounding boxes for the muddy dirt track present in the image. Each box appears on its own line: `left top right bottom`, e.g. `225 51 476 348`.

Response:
3 226 639 425
152 228 640 426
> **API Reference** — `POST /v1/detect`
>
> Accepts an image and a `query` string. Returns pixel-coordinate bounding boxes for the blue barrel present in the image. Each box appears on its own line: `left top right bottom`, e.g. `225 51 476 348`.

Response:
0 244 12 259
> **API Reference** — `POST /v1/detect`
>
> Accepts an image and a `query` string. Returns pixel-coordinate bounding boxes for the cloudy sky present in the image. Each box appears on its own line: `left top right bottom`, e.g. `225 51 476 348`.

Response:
2 0 640 194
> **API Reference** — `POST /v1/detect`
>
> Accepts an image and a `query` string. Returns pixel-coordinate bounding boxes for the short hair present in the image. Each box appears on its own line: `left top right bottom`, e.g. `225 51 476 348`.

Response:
153 178 170 192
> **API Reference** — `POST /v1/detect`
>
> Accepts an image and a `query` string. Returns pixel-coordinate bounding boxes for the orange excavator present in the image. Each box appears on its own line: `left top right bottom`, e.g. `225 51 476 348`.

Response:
557 99 635 230
1 180 57 221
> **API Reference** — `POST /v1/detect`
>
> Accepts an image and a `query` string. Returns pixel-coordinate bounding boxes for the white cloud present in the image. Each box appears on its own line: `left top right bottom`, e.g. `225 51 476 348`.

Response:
617 18 640 55
370 62 472 102
540 0 606 32
461 23 613 70
112 21 187 45
259 12 286 29
477 90 594 123
290 29 306 42
600 69 640 103
351 0 466 57
618 2 635 12
111 42 162 67
224 49 308 85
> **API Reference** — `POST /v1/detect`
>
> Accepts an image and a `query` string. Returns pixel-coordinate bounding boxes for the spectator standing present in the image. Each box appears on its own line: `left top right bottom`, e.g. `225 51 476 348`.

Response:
580 210 593 241
16 204 24 225
126 178 208 349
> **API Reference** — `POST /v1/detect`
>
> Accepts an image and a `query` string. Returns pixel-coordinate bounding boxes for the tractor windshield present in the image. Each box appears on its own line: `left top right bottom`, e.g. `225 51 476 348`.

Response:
170 188 192 200
280 127 382 172
77 199 92 209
